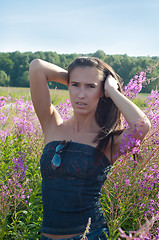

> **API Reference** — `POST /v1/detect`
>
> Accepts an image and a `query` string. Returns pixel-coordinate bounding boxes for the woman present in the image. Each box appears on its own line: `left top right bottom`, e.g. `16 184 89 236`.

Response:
29 57 150 240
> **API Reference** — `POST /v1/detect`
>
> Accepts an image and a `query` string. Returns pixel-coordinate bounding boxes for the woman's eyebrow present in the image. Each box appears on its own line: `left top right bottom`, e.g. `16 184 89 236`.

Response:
86 83 98 86
70 81 97 86
70 80 79 83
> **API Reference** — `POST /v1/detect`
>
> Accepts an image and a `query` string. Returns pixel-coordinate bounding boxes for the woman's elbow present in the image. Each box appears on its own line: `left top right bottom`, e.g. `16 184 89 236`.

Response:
140 117 151 140
29 59 42 73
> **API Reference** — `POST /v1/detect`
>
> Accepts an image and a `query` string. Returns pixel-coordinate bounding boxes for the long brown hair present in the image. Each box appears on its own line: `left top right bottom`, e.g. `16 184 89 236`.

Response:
67 57 123 162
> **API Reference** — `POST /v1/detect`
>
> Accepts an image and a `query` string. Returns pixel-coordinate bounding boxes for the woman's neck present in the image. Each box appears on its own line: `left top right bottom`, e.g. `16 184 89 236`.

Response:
68 113 99 134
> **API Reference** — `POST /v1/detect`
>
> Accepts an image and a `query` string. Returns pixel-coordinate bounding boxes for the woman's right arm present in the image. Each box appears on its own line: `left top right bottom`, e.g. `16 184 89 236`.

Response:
29 59 68 132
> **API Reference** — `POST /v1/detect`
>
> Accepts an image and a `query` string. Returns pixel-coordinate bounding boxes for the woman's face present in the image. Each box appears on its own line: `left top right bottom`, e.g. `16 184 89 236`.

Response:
68 66 103 115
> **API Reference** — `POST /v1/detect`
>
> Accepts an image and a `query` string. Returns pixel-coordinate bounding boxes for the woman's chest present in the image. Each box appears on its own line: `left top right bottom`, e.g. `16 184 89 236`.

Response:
40 143 110 181
44 123 98 148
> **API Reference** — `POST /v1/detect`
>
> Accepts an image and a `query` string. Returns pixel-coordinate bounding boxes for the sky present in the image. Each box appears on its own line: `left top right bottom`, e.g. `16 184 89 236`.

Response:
0 0 159 56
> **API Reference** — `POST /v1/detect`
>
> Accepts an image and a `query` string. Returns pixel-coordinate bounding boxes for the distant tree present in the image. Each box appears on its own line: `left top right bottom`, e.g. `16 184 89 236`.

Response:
10 52 30 86
0 57 14 75
33 51 46 60
59 55 67 69
19 71 30 87
92 50 106 59
0 70 9 86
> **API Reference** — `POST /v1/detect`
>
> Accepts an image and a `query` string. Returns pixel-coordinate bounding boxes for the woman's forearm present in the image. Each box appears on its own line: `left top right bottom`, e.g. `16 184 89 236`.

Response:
108 88 150 129
29 59 68 85
104 75 151 129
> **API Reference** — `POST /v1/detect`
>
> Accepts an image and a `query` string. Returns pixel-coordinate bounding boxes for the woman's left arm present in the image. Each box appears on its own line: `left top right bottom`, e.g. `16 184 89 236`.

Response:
104 75 151 160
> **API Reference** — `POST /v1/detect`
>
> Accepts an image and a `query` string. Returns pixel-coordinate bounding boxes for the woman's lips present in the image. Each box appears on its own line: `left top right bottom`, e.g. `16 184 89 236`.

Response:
76 102 87 108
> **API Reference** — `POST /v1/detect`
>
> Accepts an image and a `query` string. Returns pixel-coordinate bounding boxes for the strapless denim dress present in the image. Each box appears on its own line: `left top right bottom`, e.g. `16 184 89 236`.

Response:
40 141 111 235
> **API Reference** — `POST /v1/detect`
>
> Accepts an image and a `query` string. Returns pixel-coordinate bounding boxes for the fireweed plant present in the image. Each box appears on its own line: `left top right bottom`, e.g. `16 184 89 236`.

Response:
0 97 44 239
0 67 158 239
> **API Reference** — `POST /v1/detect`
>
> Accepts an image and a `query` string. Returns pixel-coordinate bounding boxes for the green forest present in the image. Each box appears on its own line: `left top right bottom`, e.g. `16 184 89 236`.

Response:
0 50 159 92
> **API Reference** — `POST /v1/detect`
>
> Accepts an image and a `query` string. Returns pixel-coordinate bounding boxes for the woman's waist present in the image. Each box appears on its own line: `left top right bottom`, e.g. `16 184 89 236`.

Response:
41 232 83 240
41 224 109 239
41 226 109 239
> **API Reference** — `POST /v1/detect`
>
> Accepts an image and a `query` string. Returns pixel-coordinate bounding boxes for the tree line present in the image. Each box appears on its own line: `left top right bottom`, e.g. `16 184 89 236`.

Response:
0 50 158 92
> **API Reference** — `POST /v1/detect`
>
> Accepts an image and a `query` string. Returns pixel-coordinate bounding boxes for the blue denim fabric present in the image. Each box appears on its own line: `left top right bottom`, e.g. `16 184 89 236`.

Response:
41 227 109 240
40 141 111 235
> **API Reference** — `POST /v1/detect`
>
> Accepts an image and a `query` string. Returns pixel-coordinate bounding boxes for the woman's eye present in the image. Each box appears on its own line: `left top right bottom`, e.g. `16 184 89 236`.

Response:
72 83 78 87
88 85 95 88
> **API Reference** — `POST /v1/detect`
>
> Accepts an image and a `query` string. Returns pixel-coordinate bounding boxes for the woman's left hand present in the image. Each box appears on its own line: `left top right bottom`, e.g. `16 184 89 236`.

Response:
104 75 119 98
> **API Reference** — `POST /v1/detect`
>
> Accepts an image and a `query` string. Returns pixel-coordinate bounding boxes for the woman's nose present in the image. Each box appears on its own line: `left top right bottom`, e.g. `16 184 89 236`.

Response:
78 88 86 98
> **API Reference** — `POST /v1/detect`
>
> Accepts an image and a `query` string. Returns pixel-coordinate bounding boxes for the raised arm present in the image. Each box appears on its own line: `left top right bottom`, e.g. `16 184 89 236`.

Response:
29 59 68 132
104 75 151 162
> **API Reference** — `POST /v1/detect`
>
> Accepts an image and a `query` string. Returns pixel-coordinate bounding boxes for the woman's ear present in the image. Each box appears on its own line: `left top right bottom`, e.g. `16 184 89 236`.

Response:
100 89 104 98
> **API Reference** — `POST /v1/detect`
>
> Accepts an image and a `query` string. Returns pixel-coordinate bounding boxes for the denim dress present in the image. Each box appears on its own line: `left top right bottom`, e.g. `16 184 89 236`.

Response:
40 141 111 236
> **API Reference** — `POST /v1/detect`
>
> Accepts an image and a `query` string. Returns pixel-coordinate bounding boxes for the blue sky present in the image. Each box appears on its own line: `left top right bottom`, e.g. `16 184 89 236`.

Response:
0 0 159 56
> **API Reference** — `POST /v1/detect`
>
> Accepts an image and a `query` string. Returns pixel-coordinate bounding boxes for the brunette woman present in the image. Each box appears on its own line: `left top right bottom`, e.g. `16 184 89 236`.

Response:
29 57 150 240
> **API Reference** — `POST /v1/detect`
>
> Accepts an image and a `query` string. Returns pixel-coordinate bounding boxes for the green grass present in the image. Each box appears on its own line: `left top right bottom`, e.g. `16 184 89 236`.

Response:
132 93 148 108
0 87 70 105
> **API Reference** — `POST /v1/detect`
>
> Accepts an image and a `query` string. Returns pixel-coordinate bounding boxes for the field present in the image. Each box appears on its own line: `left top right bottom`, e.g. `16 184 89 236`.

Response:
0 86 148 107
0 85 158 240
0 87 70 105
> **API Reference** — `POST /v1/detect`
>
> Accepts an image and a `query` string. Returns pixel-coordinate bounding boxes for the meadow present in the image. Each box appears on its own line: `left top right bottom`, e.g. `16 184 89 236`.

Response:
0 70 159 240
0 87 69 105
